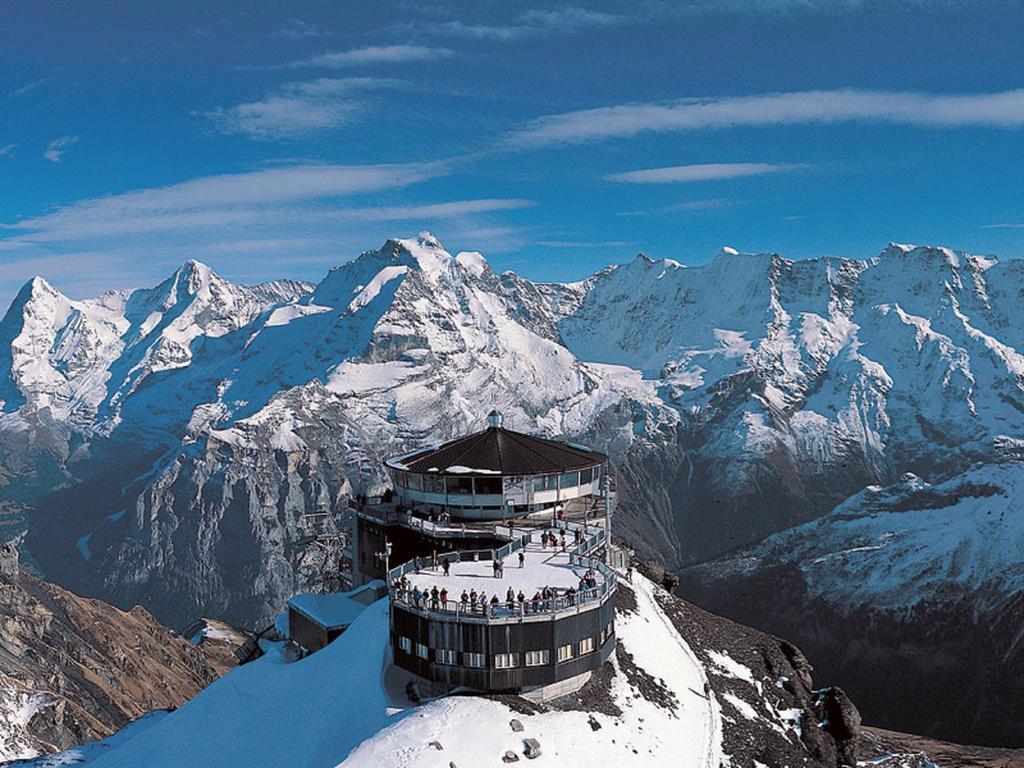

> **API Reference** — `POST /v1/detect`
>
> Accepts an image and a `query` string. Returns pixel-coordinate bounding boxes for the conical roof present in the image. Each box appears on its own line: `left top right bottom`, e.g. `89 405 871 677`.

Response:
389 426 605 476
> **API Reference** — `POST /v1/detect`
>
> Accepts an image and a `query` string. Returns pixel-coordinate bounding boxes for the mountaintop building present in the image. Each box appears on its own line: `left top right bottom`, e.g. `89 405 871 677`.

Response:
348 412 622 700
384 410 608 521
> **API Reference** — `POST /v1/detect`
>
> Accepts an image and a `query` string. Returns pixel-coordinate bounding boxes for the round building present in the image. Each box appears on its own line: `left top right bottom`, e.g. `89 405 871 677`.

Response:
385 411 608 521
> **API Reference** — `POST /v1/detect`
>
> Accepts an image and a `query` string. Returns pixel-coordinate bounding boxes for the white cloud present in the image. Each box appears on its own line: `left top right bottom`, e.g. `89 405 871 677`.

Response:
205 78 402 140
607 162 801 183
618 198 731 216
43 135 79 163
0 144 16 158
338 198 533 221
512 88 1024 145
3 162 443 242
981 223 1024 229
271 19 332 40
285 44 454 69
417 6 625 40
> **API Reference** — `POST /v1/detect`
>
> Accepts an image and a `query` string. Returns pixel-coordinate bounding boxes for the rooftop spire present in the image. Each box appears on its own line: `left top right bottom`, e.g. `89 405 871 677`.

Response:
486 409 504 429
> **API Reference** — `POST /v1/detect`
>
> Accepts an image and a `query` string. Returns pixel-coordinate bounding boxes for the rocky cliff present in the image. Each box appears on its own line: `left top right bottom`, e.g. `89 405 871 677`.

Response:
0 542 241 762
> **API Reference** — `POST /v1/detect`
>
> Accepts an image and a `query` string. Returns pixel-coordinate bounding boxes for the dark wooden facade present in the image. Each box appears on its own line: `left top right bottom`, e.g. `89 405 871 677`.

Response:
288 606 346 653
391 598 615 691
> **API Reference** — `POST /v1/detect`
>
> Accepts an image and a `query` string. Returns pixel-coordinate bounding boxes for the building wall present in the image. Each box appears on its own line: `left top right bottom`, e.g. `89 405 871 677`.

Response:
288 607 332 653
391 598 616 691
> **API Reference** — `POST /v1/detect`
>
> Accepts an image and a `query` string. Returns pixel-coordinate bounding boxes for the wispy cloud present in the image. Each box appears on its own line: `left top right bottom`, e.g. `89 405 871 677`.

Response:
607 162 802 183
981 223 1024 229
10 77 52 98
283 44 454 69
511 88 1024 145
271 19 332 40
618 198 731 216
43 135 78 163
341 198 533 221
413 6 626 40
205 78 403 140
0 144 16 158
2 162 444 242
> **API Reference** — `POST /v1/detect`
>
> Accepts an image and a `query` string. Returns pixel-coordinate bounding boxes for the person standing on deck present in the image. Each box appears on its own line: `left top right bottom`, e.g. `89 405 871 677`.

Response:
442 558 450 576
518 550 525 568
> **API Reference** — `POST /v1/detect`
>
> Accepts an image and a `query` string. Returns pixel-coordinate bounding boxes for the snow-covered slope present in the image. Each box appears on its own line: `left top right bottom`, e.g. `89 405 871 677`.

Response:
682 461 1024 746
21 575 866 768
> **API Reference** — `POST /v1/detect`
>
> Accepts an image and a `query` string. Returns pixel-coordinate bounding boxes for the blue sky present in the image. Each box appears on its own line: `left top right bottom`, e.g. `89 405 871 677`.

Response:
2 1 1023 308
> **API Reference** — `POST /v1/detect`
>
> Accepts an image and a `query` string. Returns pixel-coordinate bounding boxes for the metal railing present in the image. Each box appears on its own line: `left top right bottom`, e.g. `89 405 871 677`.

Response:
387 524 617 624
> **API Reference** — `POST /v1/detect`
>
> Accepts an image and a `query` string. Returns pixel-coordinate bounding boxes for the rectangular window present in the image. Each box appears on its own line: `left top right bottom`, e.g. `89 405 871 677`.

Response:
559 471 579 489
398 636 412 654
525 650 550 667
408 473 423 491
579 468 593 484
534 474 558 492
473 476 502 495
463 652 485 668
416 643 429 660
600 628 607 646
436 649 456 665
447 476 473 494
494 653 519 669
579 637 595 655
557 643 574 663
423 475 445 494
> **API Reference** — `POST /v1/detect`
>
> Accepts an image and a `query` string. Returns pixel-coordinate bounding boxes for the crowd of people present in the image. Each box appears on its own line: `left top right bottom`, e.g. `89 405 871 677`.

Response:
390 543 604 618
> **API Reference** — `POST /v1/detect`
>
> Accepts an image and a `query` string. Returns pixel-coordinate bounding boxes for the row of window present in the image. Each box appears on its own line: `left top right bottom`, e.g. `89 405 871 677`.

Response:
397 633 609 669
393 466 601 496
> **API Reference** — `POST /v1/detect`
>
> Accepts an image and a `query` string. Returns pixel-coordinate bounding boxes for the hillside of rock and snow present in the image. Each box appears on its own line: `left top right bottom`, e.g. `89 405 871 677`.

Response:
0 542 241 762
3 232 1024 744
9 575 873 768
682 462 1024 747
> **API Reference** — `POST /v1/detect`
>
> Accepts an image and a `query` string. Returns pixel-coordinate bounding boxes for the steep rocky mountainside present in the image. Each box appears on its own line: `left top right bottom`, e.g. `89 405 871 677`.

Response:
3 232 1024 744
0 542 240 762
681 462 1024 747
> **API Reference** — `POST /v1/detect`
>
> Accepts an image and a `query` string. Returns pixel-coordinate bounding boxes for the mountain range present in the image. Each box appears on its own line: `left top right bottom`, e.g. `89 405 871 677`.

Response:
1 232 1022 746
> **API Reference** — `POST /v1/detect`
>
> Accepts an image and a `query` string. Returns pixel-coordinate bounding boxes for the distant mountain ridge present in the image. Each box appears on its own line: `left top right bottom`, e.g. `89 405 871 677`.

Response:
2 232 1023 745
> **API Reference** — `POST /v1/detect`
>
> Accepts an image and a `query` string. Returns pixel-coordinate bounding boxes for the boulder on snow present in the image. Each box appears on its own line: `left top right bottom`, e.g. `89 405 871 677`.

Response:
502 749 519 762
523 738 542 759
509 718 524 732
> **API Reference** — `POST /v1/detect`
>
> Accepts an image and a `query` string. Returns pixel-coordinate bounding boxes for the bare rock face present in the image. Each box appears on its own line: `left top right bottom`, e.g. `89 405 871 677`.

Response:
0 545 241 760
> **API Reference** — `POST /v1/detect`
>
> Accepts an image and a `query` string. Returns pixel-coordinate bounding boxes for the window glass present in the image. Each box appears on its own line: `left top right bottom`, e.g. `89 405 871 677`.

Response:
464 652 485 668
559 471 579 489
579 468 593 484
557 643 574 662
447 476 473 494
408 473 423 491
473 476 502 494
534 474 557 491
416 643 428 659
525 650 550 666
437 649 456 665
579 637 595 655
399 636 412 653
494 653 519 669
423 475 445 494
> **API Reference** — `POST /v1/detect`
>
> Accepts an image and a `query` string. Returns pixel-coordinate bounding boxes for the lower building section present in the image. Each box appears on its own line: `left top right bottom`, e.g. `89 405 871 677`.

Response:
390 599 615 691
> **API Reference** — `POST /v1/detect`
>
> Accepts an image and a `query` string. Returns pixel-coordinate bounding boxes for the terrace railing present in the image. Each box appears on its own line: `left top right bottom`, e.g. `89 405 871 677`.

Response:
387 525 617 624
